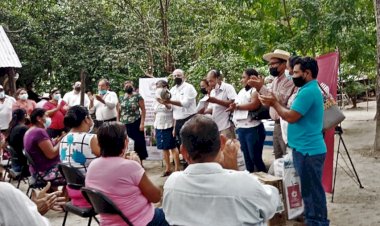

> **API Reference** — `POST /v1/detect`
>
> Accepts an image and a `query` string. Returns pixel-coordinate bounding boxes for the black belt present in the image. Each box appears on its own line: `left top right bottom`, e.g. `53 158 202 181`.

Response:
97 117 117 123
274 119 281 124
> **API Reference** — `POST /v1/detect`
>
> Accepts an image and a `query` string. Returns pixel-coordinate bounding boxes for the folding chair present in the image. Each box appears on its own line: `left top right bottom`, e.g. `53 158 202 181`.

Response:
6 145 29 188
0 147 11 181
81 187 133 226
58 163 98 226
24 150 65 197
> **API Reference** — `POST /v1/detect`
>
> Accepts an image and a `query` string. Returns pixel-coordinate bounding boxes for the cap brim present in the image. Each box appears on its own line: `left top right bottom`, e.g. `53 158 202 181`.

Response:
263 53 290 62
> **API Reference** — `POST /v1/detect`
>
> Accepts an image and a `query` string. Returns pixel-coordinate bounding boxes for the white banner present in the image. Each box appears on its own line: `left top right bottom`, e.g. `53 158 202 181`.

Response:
138 77 168 126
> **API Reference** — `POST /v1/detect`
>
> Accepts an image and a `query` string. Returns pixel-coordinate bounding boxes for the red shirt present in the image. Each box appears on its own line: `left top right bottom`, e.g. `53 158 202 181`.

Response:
43 100 67 129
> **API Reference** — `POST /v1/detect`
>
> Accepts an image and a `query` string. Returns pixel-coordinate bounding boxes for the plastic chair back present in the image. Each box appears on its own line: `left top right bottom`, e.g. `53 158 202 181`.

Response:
81 187 133 226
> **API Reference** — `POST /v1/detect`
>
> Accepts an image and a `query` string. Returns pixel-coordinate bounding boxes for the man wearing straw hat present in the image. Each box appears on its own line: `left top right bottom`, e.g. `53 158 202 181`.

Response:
249 49 296 159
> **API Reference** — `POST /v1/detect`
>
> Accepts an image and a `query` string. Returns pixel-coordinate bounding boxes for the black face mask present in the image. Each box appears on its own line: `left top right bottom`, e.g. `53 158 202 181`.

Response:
125 87 133 94
74 87 81 92
269 67 280 77
200 88 208 95
174 77 183 86
292 76 306 87
245 85 251 91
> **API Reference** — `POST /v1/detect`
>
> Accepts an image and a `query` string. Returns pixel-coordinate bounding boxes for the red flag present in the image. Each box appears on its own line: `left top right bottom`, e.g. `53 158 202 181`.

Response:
316 51 340 193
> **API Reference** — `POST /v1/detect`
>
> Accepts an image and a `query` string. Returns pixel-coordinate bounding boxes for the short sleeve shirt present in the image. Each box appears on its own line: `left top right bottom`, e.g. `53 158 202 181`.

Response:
288 80 326 155
43 101 67 129
208 82 237 131
0 96 16 130
23 127 60 173
120 93 143 124
86 157 154 226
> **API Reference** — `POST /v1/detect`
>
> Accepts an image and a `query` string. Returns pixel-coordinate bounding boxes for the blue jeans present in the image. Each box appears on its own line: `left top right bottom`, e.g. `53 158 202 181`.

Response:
293 149 330 226
236 123 266 173
147 208 169 226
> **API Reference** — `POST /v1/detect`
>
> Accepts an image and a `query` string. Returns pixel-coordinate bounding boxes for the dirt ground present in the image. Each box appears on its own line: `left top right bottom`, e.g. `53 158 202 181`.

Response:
9 101 380 226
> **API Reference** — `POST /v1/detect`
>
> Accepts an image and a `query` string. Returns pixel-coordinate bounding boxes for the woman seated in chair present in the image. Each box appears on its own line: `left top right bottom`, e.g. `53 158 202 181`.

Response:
23 108 65 185
6 109 29 176
59 105 100 171
86 122 168 226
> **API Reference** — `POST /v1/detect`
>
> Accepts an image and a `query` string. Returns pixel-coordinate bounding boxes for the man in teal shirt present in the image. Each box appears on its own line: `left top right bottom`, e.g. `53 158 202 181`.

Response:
259 57 329 226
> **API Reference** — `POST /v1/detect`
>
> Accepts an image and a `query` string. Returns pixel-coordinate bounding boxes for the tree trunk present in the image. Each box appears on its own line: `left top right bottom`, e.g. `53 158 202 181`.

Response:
351 96 357 108
159 0 174 73
373 0 380 152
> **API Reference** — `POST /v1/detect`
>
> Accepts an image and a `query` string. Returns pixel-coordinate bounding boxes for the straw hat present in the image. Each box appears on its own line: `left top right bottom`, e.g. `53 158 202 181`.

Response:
263 49 291 62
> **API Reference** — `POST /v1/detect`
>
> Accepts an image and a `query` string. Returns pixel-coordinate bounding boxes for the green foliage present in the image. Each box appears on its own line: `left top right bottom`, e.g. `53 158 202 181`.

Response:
0 0 376 97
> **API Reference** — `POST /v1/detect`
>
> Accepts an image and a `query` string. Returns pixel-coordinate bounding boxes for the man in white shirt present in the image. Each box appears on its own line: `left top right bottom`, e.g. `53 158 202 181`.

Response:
63 81 90 107
89 79 118 128
0 85 16 132
163 115 280 226
165 69 197 146
205 69 237 139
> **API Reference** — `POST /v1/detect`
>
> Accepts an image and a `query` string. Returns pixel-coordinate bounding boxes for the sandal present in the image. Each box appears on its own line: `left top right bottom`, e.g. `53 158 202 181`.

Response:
161 171 172 177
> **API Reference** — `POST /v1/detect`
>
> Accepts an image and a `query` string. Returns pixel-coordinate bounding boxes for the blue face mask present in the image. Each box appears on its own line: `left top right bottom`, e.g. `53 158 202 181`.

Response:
284 69 292 80
98 89 107 95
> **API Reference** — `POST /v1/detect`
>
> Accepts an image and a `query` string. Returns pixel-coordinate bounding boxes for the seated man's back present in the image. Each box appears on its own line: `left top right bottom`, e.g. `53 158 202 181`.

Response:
162 115 280 226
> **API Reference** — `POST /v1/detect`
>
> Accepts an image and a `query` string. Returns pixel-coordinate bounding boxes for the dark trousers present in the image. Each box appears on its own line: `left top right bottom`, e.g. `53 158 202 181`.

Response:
47 128 66 139
147 208 169 226
174 115 194 148
126 118 148 160
236 123 266 173
293 149 329 226
273 122 287 159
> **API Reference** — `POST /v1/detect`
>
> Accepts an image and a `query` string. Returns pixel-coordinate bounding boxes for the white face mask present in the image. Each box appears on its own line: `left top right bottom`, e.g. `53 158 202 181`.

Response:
0 91 5 99
53 94 61 100
284 69 292 80
19 93 28 100
44 117 52 129
155 88 163 99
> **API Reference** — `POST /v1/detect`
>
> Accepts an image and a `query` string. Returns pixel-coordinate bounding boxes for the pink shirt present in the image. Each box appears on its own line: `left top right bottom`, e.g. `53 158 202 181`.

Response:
259 74 296 120
12 99 37 115
85 157 154 226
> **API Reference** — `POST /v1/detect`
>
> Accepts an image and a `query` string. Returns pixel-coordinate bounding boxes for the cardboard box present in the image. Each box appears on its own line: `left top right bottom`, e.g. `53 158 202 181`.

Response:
253 172 287 226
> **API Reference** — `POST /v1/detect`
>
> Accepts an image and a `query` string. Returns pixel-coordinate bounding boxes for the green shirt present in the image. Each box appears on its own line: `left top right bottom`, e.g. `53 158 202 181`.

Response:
119 93 143 124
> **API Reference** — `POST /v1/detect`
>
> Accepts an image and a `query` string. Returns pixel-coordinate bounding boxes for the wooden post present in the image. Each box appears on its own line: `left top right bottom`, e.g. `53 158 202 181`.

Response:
7 68 16 96
80 69 87 106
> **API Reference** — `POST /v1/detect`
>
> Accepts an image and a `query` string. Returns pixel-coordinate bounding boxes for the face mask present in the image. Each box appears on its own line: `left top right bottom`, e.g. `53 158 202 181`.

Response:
292 75 307 87
98 89 107 95
245 85 251 91
174 77 183 86
74 87 81 92
200 88 208 95
284 70 292 80
125 87 133 94
270 67 280 77
0 91 5 99
155 88 163 99
156 88 171 100
53 94 61 100
19 93 28 100
44 117 52 129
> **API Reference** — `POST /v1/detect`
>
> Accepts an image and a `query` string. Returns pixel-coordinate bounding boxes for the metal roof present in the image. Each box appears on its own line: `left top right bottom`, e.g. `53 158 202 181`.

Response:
0 26 22 68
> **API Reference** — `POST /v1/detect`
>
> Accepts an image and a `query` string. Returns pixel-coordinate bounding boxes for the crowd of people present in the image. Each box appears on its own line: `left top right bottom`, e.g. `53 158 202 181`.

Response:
0 49 330 226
